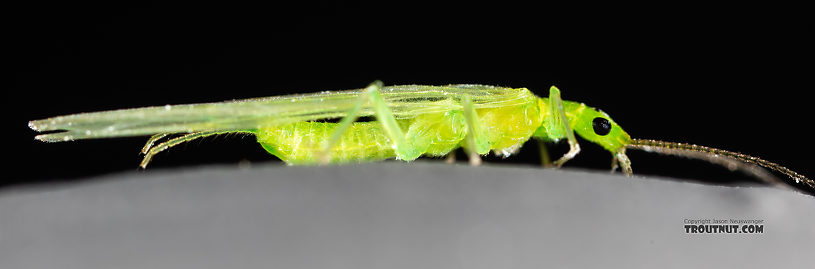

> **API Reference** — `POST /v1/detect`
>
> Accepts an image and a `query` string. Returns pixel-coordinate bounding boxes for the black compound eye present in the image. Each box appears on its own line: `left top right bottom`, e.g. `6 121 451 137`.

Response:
592 117 611 136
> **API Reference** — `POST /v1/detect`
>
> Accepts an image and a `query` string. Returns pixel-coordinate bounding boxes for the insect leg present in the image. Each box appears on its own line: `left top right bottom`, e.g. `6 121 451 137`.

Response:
316 82 375 164
141 133 170 154
547 86 581 167
445 152 456 164
611 153 619 172
615 149 633 175
536 138 553 167
461 95 491 166
365 81 423 161
140 131 250 168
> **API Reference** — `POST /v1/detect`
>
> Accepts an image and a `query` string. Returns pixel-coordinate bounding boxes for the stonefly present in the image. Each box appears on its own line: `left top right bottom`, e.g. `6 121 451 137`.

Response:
29 81 813 192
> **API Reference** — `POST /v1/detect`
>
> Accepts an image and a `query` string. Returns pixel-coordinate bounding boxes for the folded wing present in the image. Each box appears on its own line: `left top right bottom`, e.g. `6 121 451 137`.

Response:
29 84 532 142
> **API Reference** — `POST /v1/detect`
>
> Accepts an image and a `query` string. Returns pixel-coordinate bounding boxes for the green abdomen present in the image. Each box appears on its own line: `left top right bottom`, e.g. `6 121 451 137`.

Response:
255 96 543 164
256 122 396 164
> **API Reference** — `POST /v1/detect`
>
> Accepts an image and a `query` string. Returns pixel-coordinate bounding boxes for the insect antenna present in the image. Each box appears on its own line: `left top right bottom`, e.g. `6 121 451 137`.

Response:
626 139 814 192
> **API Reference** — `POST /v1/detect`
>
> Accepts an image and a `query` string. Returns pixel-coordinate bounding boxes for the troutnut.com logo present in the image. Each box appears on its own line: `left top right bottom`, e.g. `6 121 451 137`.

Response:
684 219 764 234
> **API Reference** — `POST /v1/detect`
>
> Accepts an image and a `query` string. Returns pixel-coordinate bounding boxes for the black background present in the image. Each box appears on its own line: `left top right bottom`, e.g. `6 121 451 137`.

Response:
7 2 813 193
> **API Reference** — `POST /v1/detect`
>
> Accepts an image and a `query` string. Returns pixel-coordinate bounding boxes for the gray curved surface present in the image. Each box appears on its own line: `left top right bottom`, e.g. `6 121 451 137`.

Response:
2 162 814 269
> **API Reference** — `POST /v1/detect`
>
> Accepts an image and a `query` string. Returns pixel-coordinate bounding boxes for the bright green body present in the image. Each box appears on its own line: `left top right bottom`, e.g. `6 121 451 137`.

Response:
29 83 631 168
255 87 630 164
